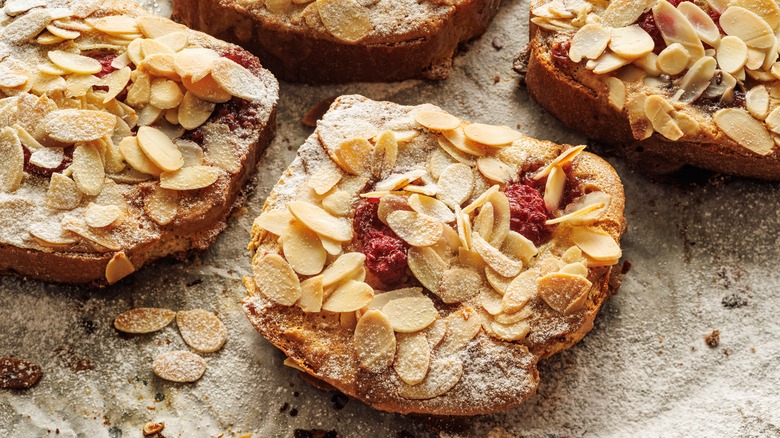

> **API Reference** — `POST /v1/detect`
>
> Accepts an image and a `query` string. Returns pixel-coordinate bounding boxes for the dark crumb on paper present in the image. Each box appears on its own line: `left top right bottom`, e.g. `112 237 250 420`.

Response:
621 260 632 274
154 392 165 402
294 430 338 438
290 408 299 417
491 37 504 50
705 330 720 348
493 75 501 84
723 348 731 356
186 279 203 287
331 392 349 410
280 402 290 413
722 293 748 309
0 358 42 389
81 319 98 335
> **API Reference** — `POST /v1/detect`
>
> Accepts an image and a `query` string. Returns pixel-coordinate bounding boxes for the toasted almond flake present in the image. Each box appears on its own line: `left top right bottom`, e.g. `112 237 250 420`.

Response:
210 57 265 101
160 165 221 190
471 233 521 277
472 202 494 241
644 95 684 141
48 50 102 75
408 194 455 223
114 307 175 334
562 191 611 224
398 356 462 400
674 56 717 104
321 190 353 217
298 275 324 313
544 165 566 212
587 51 632 75
354 309 395 373
375 169 427 193
713 107 774 155
463 123 522 146
370 130 398 178
0 128 24 193
156 31 188 52
322 252 365 287
4 8 52 43
85 203 122 228
176 309 228 354
604 76 626 111
145 186 178 226
386 210 443 247
308 164 342 195
407 244 448 293
152 351 206 383
61 215 120 250
414 110 461 131
601 0 652 27
136 126 184 172
394 331 431 385
333 137 372 175
491 320 531 341
437 267 482 304
436 135 476 165
561 261 589 276
677 2 720 46
610 25 654 59
569 23 611 63
436 163 474 209
501 230 538 264
174 48 219 82
653 0 705 64
477 156 515 184
716 36 749 75
46 24 80 40
252 252 301 306
485 266 512 295
4 0 47 16
38 60 68 75
571 227 622 261
283 220 327 276
119 136 162 176
462 185 500 214
427 148 455 180
316 0 372 42
88 15 139 35
100 67 132 104
137 15 188 38
71 144 105 196
322 279 374 312
45 173 82 210
141 53 179 81
46 109 116 143
502 269 538 314
534 145 586 180
546 202 605 225
441 128 487 156
537 272 592 314
368 288 424 310
30 221 78 247
455 206 473 251
126 71 151 107
720 6 775 49
320 235 342 256
288 200 353 242
150 78 184 110
765 107 780 133
373 194 407 224
104 251 135 285
382 296 438 333
423 319 448 350
479 287 504 315
141 39 175 59
437 307 481 356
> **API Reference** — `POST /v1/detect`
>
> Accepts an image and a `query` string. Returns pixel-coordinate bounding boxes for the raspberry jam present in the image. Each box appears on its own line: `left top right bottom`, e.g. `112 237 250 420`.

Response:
503 182 553 246
636 0 693 54
23 147 73 177
352 198 408 286
86 51 119 78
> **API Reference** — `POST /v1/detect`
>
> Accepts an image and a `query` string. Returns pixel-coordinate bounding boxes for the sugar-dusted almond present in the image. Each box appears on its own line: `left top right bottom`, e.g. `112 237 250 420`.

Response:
408 244 448 294
485 266 512 295
211 57 265 101
462 184 500 214
586 51 632 75
141 53 179 81
502 269 538 314
477 156 515 184
560 261 589 277
571 227 622 261
414 110 461 131
298 275 324 313
288 200 353 242
436 135 476 166
333 137 372 175
376 194 409 225
322 190 353 217
101 66 132 103
105 251 135 285
137 15 188 38
533 145 586 180
71 144 105 196
601 0 651 27
178 91 215 130
152 351 206 383
137 126 184 172
307 163 342 195
85 203 123 228
48 50 102 75
604 76 626 111
0 358 42 389
675 56 717 104
463 123 522 146
437 267 482 304
471 233 521 277
610 25 654 59
114 307 176 334
386 210 443 247
283 219 327 275
394 331 431 385
252 252 301 306
746 85 770 120
370 130 398 178
677 1 720 46
30 221 78 248
322 279 374 313
150 78 184 110
176 309 228 353
491 319 531 342
255 208 294 236
88 15 139 35
3 8 51 44
538 272 592 314
720 6 775 49
382 296 438 333
437 307 481 356
501 230 538 264
424 318 448 349
61 215 121 251
4 0 47 16
160 165 221 190
46 109 116 143
472 202 494 241
374 169 426 192
0 128 24 193
716 36 748 75
398 356 463 400
174 48 220 82
368 287 424 310
145 186 178 226
354 309 395 373
317 0 372 43
436 163 474 209
544 165 566 212
713 107 774 155
455 206 473 251
652 0 705 64
479 287 504 315
644 95 684 141
119 136 162 177
547 201 606 225
126 70 151 107
141 38 175 59
568 23 611 63
441 127 487 156
321 252 366 287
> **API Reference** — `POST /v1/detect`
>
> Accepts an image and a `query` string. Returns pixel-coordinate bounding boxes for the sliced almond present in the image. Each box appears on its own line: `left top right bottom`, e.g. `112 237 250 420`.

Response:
472 202 494 241
252 252 301 306
436 135 476 166
414 110 461 132
143 186 177 226
322 279 374 313
382 296 438 333
610 25 654 60
462 185 500 214
720 6 775 49
48 50 102 75
764 107 780 133
4 8 51 44
176 309 228 354
407 246 447 293
644 95 684 141
533 145 586 180
210 57 266 101
374 169 426 193
386 210 443 247
137 15 188 38
174 48 220 82
370 130 398 178
569 23 611 63
255 208 294 237
561 261 589 276
333 137 372 175
126 71 151 107
88 15 140 35
141 53 179 81
502 269 538 314
377 194 410 224
114 308 176 334
283 220 327 276
544 165 566 212
471 233 522 278
677 1 720 46
479 287 504 315
368 288 424 310
119 136 162 176
156 31 188 52
586 52 632 75
485 266 512 295
46 109 116 143
322 252 365 287
652 0 705 64
491 320 531 341
354 309 395 373
408 194 455 223
152 351 206 383
477 156 515 184
501 231 538 264
316 0 372 43
30 221 78 247
71 144 105 196
85 203 122 228
150 78 184 110
713 107 774 155
437 307 481 356
0 128 23 193
288 200 352 242
160 166 221 190
424 318 448 349
322 190 353 217
441 128 487 156
571 227 622 261
538 272 592 314
716 36 748 75
105 251 135 285
455 206 472 251
437 267 482 304
394 331 431 385
298 275 324 313
101 67 132 104
463 123 522 146
494 306 533 325
137 126 184 172
601 0 652 27
398 356 462 400
308 164 342 196
436 163 474 209
141 38 175 58
674 56 717 104
61 215 121 251
604 76 627 111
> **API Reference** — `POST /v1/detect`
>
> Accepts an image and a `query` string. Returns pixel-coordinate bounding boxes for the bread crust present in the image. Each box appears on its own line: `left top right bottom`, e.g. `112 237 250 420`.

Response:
171 0 501 83
242 95 626 415
524 17 780 180
0 0 279 286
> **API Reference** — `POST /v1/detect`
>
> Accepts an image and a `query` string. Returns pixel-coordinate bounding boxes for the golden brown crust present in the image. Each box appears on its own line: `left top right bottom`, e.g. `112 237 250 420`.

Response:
171 0 501 83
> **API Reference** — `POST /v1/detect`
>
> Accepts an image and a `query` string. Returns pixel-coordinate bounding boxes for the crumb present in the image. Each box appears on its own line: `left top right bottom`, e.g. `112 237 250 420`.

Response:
705 330 720 348
491 37 504 50
493 75 500 84
722 293 748 309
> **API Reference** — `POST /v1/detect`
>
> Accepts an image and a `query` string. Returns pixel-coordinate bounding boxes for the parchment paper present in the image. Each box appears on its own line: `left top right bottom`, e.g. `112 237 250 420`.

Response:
1 0 779 436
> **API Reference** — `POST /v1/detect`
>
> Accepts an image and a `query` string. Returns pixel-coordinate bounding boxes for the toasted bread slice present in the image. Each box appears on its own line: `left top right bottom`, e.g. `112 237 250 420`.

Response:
524 0 780 179
243 95 626 415
0 0 279 285
171 0 501 83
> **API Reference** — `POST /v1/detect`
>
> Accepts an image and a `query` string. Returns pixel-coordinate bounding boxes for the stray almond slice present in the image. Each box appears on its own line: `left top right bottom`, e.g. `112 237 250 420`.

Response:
569 23 611 63
322 279 374 313
0 128 24 193
48 50 102 75
288 200 353 242
178 91 215 130
713 108 774 155
0 358 42 389
502 269 538 314
137 126 184 172
85 203 123 228
571 227 622 261
398 357 463 400
407 246 447 293
437 267 482 304
152 351 206 383
471 233 522 277
490 320 531 341
283 220 327 276
414 110 461 132
354 309 396 373
537 272 592 314
211 57 266 101
176 309 228 354
436 163 474 209
46 109 117 143
382 296 438 333
321 252 366 287
114 308 176 334
105 251 135 285
252 252 302 306
333 137 372 175
386 210 443 247
317 0 373 43
394 331 431 385
298 275 324 313
160 166 221 190
145 186 178 226
534 145 586 180
437 307 481 356
463 123 522 146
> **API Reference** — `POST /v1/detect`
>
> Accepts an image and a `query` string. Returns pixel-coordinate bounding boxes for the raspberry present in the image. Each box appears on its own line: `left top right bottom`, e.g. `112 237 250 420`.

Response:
503 182 553 246
352 199 408 285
